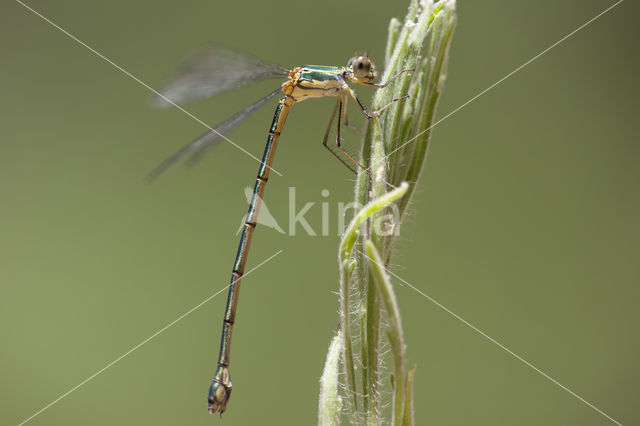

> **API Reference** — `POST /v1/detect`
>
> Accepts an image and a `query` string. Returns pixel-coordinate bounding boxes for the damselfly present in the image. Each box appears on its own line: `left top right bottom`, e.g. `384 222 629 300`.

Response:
152 45 411 414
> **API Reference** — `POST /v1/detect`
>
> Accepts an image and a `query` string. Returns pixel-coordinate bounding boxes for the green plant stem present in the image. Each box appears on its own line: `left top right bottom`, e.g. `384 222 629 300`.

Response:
402 367 416 426
365 259 380 425
339 257 358 417
319 0 456 424
339 182 409 423
365 241 406 426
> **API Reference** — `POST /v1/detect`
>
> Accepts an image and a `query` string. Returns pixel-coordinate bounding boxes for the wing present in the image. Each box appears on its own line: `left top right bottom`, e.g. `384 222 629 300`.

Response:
148 86 283 181
155 44 289 107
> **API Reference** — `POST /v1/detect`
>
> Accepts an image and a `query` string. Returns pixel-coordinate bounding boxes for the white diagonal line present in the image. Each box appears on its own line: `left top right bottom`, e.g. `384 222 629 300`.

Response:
16 0 283 177
16 249 284 426
374 0 624 171
359 250 623 426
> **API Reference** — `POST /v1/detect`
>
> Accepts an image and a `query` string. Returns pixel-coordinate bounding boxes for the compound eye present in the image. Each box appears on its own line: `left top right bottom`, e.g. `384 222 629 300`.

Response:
351 56 372 78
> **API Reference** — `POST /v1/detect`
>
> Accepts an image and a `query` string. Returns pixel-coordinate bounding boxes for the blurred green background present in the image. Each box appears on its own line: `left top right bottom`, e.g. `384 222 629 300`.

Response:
1 0 638 425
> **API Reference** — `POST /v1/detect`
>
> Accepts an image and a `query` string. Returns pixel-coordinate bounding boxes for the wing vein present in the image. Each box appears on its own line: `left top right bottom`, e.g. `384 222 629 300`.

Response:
148 86 283 181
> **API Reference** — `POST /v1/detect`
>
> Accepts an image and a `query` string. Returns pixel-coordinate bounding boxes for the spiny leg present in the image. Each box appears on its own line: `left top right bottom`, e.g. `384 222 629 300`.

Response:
334 95 370 175
343 95 363 134
345 84 410 185
349 87 409 119
322 95 358 174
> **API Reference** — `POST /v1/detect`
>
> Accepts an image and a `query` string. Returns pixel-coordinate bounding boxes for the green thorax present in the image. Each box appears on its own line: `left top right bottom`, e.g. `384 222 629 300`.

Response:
298 65 343 83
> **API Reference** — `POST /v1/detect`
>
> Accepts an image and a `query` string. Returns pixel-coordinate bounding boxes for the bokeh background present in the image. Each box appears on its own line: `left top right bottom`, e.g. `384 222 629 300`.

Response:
1 0 638 425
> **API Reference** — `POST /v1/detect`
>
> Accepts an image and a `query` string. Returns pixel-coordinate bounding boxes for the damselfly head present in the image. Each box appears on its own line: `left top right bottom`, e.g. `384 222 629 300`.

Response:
348 55 377 82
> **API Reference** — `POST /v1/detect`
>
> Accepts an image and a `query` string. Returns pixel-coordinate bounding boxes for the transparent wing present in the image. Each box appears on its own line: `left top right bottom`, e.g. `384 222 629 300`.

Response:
148 87 283 181
155 44 289 107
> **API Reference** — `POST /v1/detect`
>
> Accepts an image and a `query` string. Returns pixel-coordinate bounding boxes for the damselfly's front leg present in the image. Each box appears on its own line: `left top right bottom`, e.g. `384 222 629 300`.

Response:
346 67 413 119
359 68 415 89
348 88 410 120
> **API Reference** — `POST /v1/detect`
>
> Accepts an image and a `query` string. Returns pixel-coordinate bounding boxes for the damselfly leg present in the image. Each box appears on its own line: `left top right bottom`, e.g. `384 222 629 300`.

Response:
322 89 411 175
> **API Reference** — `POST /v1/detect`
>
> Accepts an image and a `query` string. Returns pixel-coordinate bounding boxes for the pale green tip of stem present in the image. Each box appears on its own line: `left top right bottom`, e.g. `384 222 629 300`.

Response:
318 331 343 426
339 182 409 261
